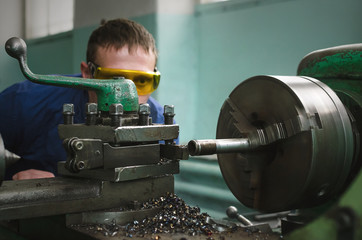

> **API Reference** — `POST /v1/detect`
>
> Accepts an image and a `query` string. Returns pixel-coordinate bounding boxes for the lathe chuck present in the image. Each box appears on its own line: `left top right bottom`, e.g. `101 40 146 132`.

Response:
216 75 355 212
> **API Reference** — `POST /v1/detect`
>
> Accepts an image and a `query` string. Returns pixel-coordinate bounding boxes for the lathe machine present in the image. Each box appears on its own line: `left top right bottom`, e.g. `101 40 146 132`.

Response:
0 37 361 240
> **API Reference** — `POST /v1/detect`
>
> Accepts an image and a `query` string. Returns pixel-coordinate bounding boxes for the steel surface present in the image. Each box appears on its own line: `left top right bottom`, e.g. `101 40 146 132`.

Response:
58 161 179 182
217 75 354 212
58 124 179 143
0 175 174 220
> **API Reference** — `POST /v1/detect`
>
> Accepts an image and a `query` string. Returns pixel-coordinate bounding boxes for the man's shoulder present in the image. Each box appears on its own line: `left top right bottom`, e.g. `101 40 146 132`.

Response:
147 96 163 110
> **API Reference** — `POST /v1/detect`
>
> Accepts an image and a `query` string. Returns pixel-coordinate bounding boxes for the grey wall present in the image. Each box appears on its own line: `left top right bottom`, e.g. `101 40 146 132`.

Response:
0 0 24 91
73 0 157 28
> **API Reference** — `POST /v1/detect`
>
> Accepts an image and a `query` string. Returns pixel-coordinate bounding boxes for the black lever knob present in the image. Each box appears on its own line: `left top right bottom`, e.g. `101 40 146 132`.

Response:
5 37 27 61
226 206 253 226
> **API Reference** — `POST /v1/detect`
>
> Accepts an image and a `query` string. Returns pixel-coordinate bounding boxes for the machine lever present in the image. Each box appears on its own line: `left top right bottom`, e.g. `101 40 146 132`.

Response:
5 37 139 112
226 206 253 226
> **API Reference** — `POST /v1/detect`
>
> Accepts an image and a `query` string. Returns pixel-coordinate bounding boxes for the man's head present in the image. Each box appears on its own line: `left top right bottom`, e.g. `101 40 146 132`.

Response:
81 18 158 104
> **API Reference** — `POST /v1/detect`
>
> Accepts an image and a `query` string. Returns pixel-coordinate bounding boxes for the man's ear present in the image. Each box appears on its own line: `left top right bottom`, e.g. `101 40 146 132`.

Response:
81 61 91 78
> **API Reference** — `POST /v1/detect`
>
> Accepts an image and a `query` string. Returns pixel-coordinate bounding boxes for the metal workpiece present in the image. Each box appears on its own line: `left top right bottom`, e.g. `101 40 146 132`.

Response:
58 124 179 143
63 103 75 125
188 138 252 156
215 75 355 212
138 103 150 126
85 103 98 125
0 175 174 220
5 37 139 112
58 160 179 182
163 105 175 125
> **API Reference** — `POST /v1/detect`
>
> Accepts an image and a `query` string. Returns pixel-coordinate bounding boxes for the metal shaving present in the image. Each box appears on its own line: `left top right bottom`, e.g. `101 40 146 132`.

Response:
73 193 220 238
124 192 214 237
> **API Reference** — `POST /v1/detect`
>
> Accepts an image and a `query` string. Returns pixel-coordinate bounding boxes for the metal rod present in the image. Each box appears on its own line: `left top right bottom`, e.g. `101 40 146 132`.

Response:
188 138 252 156
226 206 253 226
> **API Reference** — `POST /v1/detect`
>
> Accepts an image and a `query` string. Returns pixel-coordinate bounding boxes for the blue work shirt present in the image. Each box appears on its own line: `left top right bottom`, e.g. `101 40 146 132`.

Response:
0 74 174 180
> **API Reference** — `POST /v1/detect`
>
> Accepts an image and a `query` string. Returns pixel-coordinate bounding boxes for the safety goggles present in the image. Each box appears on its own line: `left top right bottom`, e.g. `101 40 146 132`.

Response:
88 62 160 95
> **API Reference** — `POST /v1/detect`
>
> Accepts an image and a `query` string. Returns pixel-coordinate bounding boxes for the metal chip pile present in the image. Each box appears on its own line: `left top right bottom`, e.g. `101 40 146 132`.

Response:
72 193 221 238
124 192 214 237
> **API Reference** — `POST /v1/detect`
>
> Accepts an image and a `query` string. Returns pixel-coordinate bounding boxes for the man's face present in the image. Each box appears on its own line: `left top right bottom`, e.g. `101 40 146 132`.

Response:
83 45 157 104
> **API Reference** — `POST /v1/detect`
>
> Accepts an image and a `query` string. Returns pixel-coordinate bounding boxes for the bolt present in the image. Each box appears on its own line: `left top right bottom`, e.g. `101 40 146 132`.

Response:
109 103 123 127
139 103 150 126
63 103 74 114
163 105 175 125
109 103 123 116
139 103 151 115
76 161 85 170
63 103 74 125
85 103 98 125
73 140 84 151
317 184 329 198
164 105 174 115
86 102 98 114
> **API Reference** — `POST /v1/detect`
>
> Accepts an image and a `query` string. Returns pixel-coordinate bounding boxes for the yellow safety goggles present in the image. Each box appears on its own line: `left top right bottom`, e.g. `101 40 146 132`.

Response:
89 62 160 95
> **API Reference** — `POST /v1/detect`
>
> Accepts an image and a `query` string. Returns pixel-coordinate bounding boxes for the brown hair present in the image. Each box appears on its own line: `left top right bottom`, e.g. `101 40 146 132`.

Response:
86 18 157 64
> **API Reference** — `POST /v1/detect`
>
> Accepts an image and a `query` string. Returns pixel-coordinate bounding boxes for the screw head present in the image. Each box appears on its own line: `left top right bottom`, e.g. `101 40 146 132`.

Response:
73 140 84 151
76 161 85 170
109 103 123 115
86 103 98 114
63 103 74 114
139 103 151 115
164 105 175 115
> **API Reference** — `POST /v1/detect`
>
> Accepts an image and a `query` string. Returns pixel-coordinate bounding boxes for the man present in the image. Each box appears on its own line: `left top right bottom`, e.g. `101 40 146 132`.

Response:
0 18 166 180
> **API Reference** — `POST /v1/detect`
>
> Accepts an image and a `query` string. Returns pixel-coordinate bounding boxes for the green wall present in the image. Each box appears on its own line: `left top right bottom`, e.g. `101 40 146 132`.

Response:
194 0 362 140
156 14 198 144
27 32 74 75
0 46 23 91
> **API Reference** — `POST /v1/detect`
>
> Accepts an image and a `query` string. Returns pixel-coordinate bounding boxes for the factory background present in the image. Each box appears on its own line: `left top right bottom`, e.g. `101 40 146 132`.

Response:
0 0 361 218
